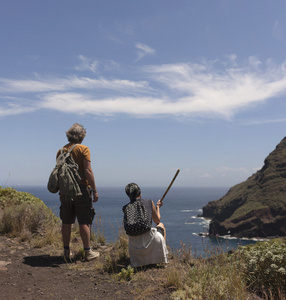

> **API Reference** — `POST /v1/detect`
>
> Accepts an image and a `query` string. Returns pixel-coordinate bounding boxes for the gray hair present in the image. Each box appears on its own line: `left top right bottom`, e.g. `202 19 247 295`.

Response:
66 123 86 143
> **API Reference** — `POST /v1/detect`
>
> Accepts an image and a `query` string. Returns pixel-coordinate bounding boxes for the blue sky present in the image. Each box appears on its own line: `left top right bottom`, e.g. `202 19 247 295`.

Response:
1 0 286 189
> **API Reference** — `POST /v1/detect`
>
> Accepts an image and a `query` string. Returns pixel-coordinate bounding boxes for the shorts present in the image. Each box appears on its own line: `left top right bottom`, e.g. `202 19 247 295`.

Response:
60 185 95 225
156 225 165 237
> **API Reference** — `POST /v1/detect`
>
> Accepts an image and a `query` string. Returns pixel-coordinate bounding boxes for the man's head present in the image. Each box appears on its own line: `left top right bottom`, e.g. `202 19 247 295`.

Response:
66 123 86 143
125 183 141 200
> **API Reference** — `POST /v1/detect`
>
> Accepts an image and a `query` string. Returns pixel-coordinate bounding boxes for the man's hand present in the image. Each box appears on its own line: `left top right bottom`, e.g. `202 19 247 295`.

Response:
93 191 99 203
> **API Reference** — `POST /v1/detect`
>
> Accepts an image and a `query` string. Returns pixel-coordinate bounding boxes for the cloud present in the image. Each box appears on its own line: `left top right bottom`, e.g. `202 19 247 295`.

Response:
272 20 283 42
142 59 286 118
216 166 250 177
1 56 286 119
244 118 286 125
75 55 98 73
199 173 213 178
0 76 149 93
135 43 156 61
39 93 168 116
0 103 36 117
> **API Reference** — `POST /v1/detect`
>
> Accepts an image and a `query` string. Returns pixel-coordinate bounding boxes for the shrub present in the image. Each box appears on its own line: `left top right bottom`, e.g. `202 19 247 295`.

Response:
0 187 60 244
0 187 46 208
182 255 247 300
239 241 286 297
170 243 248 300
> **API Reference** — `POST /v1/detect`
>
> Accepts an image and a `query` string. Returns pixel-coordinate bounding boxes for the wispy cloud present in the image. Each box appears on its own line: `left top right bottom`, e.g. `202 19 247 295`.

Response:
216 166 250 177
1 56 286 119
245 118 286 125
0 76 149 93
135 43 156 61
75 55 98 73
272 20 284 42
0 103 36 117
199 173 213 178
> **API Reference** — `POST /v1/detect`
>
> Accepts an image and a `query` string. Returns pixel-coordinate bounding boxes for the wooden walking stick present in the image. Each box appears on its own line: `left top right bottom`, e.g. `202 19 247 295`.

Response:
160 169 180 202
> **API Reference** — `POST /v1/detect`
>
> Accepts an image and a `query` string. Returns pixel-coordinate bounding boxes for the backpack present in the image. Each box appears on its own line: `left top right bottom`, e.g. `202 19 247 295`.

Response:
123 200 151 236
47 144 82 196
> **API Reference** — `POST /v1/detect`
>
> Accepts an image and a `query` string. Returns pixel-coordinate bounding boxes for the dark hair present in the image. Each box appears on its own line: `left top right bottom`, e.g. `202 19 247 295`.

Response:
125 183 141 200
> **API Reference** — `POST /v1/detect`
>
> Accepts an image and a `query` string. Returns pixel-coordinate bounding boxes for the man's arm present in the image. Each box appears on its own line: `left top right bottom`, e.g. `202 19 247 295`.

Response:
83 159 98 202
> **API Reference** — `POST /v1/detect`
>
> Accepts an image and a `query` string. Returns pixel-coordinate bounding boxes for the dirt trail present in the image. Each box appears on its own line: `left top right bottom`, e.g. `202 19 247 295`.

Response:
0 235 170 300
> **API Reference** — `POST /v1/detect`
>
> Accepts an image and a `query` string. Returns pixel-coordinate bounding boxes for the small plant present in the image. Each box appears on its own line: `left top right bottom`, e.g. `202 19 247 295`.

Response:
177 242 194 265
117 265 134 281
164 266 183 290
93 213 106 245
238 241 286 298
74 248 85 261
103 254 118 273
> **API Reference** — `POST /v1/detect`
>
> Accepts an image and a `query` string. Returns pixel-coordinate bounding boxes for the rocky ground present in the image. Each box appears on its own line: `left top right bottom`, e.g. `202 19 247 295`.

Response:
0 235 172 300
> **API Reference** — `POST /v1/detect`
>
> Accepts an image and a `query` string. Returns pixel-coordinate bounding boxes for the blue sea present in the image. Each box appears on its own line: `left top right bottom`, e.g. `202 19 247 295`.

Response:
17 186 257 255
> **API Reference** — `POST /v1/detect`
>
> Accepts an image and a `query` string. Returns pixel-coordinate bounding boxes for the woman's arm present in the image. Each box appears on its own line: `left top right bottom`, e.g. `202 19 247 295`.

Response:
83 159 98 202
151 199 163 225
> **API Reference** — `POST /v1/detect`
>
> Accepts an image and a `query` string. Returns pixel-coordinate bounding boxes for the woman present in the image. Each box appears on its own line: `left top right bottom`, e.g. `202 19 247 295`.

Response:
123 183 168 267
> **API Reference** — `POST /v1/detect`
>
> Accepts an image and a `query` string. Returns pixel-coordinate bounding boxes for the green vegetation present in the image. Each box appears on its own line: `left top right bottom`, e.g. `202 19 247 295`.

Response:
1 186 286 299
0 186 60 245
237 240 286 298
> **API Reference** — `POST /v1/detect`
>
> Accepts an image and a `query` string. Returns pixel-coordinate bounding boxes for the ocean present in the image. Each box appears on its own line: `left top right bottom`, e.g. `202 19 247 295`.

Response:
17 186 257 255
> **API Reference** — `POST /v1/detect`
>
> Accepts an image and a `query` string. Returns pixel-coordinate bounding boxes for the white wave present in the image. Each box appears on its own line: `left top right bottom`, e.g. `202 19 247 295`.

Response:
181 209 202 213
198 221 211 226
215 235 269 242
192 232 208 237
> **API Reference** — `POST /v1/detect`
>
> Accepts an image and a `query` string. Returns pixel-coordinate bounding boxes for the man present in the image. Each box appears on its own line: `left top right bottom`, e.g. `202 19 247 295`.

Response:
58 123 99 261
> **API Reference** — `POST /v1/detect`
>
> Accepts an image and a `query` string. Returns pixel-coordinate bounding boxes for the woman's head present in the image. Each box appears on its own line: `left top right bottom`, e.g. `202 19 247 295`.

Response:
125 183 141 200
66 123 86 143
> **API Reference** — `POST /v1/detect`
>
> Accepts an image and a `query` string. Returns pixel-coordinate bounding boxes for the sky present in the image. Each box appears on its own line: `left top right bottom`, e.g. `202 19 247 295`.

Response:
1 0 286 189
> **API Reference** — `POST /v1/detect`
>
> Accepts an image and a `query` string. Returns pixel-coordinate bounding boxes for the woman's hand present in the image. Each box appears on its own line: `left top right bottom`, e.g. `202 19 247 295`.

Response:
156 199 163 208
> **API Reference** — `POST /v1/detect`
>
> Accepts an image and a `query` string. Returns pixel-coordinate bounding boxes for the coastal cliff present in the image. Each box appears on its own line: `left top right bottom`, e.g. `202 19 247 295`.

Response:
202 137 286 238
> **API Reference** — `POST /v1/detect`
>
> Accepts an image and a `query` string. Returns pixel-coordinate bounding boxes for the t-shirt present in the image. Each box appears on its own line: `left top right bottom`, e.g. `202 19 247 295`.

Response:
57 143 91 186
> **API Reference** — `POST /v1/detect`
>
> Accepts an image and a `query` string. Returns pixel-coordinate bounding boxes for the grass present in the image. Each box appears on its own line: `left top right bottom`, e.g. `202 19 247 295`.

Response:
1 186 286 300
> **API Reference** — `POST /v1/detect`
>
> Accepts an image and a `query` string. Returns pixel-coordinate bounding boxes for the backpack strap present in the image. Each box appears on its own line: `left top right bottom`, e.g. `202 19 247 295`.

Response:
61 144 79 154
68 144 78 153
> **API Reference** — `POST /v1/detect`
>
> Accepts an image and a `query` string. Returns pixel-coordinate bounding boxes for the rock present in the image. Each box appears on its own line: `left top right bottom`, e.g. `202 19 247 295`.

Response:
202 136 286 238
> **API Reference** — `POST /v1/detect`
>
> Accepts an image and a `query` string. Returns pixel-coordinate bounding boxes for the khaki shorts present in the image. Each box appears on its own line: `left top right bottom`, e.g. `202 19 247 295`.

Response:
60 185 95 225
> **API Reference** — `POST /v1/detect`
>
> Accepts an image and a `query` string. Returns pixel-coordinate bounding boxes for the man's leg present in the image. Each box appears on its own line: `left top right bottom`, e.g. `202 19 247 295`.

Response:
79 224 90 248
62 223 72 260
80 224 100 261
62 223 72 247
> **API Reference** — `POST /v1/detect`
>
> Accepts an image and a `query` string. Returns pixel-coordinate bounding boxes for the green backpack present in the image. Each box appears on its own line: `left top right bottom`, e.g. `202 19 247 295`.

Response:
47 144 82 197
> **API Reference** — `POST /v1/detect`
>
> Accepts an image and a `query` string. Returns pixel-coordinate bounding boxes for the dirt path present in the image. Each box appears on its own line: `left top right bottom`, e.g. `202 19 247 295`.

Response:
0 235 171 300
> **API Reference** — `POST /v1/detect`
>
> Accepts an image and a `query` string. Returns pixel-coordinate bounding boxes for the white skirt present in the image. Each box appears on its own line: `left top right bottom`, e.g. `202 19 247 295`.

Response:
128 228 168 267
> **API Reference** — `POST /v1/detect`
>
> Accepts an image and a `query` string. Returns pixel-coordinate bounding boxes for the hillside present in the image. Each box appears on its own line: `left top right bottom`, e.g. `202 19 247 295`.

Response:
202 137 286 238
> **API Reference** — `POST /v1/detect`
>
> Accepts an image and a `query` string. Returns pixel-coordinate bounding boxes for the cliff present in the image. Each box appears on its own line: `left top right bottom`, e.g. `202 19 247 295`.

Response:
202 137 286 238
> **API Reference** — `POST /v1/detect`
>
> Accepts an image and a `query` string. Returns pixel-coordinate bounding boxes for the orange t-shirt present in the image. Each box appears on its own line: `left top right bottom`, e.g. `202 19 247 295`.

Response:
57 143 91 186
